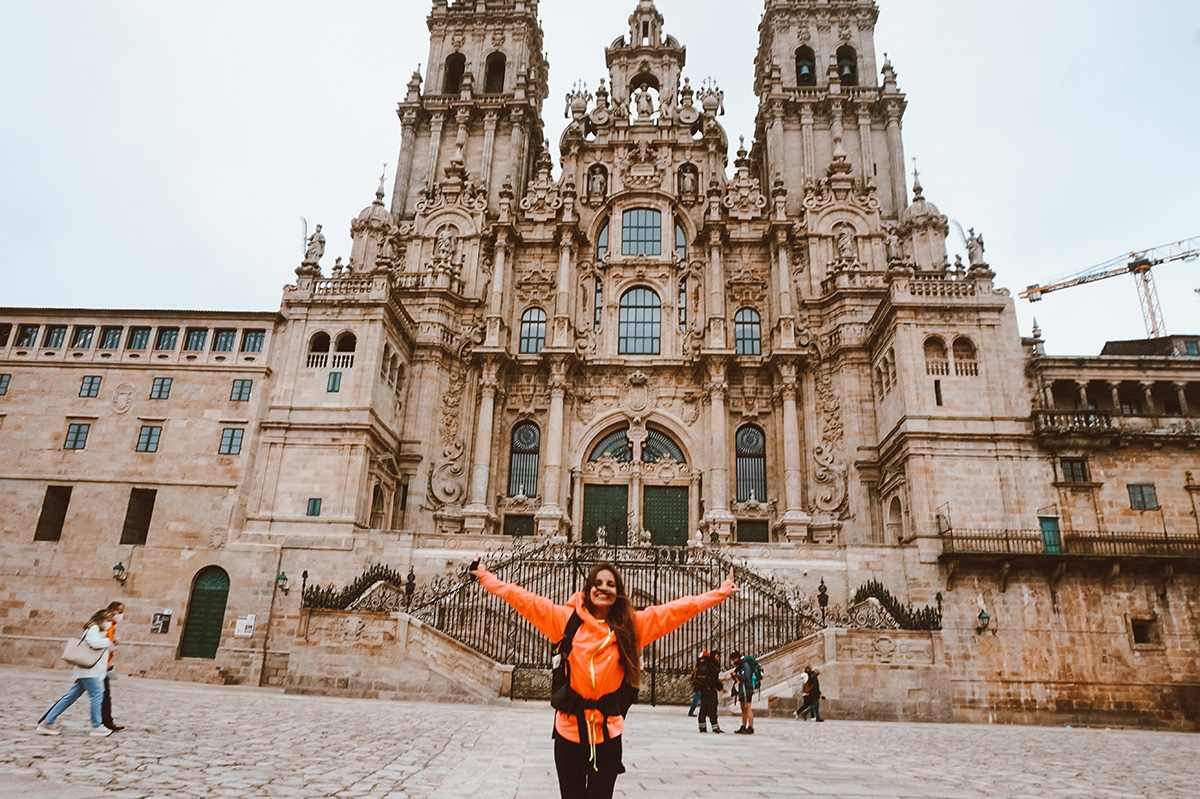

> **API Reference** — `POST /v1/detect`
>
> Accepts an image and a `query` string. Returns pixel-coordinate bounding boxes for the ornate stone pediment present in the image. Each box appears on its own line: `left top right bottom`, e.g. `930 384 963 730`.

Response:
516 263 557 306
642 454 691 482
519 151 564 222
621 371 657 416
582 454 633 482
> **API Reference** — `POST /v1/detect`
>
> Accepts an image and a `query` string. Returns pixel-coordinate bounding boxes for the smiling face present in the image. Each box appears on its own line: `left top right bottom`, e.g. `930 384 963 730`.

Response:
588 569 618 617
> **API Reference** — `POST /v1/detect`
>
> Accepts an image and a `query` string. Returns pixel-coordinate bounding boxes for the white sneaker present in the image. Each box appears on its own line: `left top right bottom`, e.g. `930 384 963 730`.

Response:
36 723 60 736
89 727 113 738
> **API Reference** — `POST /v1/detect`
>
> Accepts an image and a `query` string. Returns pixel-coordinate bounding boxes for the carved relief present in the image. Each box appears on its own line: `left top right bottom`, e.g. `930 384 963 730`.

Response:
430 441 467 506
112 383 134 414
815 365 844 453
621 371 658 416
812 445 848 515
518 151 563 222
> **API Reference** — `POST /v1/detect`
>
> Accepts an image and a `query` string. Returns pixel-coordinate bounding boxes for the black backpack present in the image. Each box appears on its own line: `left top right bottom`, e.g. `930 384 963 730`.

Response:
549 611 639 742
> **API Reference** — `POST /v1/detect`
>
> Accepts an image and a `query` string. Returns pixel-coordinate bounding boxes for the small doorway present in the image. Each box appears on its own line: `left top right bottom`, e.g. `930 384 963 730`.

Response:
1039 516 1063 554
179 566 230 659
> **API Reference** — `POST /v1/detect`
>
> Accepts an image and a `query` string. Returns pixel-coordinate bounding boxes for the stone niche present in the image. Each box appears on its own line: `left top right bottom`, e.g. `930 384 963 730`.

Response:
285 608 513 703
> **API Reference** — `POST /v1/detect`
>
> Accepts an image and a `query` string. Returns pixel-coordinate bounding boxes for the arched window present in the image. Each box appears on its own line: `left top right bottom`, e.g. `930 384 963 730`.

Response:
596 222 609 260
796 46 816 86
484 52 507 94
381 344 392 379
334 332 356 368
735 308 762 356
837 46 858 86
642 428 686 463
587 425 685 464
675 220 687 260
179 567 230 659
370 485 386 529
887 497 904 541
953 337 979 376
443 53 466 94
621 208 662 255
678 278 688 330
519 308 547 354
335 333 357 352
618 287 661 355
589 427 633 462
736 425 767 503
924 337 949 375
308 332 330 368
508 422 540 496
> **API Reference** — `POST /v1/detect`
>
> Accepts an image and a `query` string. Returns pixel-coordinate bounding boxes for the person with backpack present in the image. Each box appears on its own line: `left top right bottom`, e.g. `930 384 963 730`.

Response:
796 666 824 721
692 647 724 733
729 650 762 734
471 559 737 799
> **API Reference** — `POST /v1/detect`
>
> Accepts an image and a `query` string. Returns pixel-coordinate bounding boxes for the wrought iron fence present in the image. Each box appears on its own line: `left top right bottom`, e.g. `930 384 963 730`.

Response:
943 528 1200 557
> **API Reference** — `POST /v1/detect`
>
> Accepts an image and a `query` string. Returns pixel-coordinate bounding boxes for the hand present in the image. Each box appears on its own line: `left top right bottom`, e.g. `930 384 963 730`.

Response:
726 566 740 594
469 556 483 578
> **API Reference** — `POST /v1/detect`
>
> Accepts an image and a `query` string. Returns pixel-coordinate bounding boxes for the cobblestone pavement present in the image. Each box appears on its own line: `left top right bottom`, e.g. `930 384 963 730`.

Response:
1 666 1196 799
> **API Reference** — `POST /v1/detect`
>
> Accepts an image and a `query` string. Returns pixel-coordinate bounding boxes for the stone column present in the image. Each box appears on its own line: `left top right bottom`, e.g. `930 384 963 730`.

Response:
707 229 727 348
765 100 786 188
800 104 816 185
856 104 875 186
1140 381 1155 415
627 426 646 545
1076 381 1090 410
535 357 569 537
1109 381 1121 414
774 231 796 344
424 112 446 190
485 232 509 346
703 361 735 541
509 109 528 201
392 110 419 217
480 111 499 192
884 100 907 215
552 232 574 347
777 361 810 541
1175 382 1190 416
463 359 501 534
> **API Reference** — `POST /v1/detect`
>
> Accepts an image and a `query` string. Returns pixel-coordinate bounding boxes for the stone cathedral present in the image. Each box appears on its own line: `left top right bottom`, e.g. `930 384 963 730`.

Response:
1 0 1197 729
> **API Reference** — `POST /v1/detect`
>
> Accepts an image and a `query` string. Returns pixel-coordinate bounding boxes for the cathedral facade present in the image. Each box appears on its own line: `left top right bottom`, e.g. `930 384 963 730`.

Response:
2 0 1198 728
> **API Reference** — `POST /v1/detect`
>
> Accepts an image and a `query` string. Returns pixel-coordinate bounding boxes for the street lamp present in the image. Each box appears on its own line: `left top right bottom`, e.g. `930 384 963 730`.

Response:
817 578 828 626
276 572 290 595
404 567 417 609
112 563 128 585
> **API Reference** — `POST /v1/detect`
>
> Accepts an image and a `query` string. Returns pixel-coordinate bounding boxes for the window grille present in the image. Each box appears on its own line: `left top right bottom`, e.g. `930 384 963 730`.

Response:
735 425 767 502
519 308 547 354
618 287 661 355
735 308 762 356
621 209 662 256
507 422 541 496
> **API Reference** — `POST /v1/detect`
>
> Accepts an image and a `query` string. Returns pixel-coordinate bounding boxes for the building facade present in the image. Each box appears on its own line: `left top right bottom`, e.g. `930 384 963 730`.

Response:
2 0 1198 727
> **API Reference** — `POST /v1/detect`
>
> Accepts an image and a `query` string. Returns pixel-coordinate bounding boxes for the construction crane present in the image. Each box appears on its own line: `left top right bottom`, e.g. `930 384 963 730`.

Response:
1020 236 1200 338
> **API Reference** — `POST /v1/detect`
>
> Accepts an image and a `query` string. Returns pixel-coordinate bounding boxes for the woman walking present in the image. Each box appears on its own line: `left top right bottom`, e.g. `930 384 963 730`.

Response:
36 608 116 737
472 559 737 799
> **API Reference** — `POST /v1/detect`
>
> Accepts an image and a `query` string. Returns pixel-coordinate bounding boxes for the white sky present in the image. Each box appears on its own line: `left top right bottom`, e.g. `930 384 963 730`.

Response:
2 1 1198 356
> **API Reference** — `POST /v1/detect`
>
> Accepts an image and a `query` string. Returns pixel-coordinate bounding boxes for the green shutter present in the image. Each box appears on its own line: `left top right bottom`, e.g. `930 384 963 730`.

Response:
642 486 689 546
582 485 628 544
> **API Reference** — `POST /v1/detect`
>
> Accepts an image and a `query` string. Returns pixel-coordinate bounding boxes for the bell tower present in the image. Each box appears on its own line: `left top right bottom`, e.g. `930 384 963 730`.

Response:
390 0 548 220
752 0 909 219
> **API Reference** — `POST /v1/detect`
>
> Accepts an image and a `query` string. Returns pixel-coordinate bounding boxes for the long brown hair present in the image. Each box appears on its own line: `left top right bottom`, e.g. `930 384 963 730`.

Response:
84 608 115 630
582 562 642 689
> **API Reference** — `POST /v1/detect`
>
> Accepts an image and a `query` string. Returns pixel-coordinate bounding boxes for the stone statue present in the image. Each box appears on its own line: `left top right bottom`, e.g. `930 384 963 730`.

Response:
884 228 902 262
595 525 607 546
680 167 698 197
966 228 986 266
835 223 858 260
303 224 325 265
332 257 345 278
435 226 456 261
589 167 607 200
638 528 652 546
635 84 655 119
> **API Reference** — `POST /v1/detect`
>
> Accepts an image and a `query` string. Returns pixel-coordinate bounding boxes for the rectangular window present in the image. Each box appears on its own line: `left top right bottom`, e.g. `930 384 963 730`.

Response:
621 208 662 256
934 379 944 407
127 327 151 350
64 423 90 450
306 498 322 517
155 327 179 351
0 374 9 395
16 324 40 347
0 323 10 347
1187 341 1200 356
43 325 67 348
119 488 157 546
212 329 236 352
184 328 208 351
230 379 253 401
99 326 123 349
736 520 770 544
34 485 73 542
136 425 161 452
1128 484 1159 511
79 376 102 398
218 428 244 455
149 377 172 399
503 515 535 537
70 326 95 348
241 330 265 353
1060 458 1089 483
327 372 342 392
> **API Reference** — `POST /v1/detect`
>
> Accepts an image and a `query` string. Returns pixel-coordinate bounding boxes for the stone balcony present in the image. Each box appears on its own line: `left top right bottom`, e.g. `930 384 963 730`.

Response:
1033 409 1200 447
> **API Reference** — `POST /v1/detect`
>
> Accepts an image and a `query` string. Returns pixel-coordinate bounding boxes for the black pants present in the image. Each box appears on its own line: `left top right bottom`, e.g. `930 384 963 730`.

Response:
698 688 719 728
101 670 117 728
554 732 623 799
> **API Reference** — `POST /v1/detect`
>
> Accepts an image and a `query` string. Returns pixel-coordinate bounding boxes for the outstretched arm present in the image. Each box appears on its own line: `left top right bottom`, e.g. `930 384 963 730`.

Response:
635 567 738 647
471 561 571 642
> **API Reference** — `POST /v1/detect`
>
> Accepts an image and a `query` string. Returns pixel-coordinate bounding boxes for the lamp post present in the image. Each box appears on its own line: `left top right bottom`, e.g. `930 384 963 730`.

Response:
275 572 290 595
404 567 416 610
817 578 828 626
112 563 128 585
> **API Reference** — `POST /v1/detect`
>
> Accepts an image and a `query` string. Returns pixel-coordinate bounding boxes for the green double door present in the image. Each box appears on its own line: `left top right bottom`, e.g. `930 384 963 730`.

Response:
180 567 230 659
582 484 688 546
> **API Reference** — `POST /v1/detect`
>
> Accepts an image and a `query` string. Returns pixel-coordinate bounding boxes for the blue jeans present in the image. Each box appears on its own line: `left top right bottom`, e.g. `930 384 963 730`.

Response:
43 678 105 727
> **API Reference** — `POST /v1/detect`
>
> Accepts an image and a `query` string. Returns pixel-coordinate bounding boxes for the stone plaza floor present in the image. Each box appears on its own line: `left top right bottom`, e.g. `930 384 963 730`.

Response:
0 665 1195 799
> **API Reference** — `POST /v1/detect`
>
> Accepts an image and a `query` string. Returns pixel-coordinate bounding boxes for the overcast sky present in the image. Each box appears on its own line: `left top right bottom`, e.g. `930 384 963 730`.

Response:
2 1 1198 356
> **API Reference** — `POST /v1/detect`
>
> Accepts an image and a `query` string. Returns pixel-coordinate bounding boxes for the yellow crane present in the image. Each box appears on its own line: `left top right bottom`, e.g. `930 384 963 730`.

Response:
1020 236 1200 338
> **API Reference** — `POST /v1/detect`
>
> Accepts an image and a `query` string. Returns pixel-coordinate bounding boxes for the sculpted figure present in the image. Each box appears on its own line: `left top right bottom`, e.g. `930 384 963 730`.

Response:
304 224 325 264
835 223 858 260
966 228 986 265
635 84 655 118
595 525 607 546
435 226 456 261
884 228 902 262
680 167 697 197
589 167 607 200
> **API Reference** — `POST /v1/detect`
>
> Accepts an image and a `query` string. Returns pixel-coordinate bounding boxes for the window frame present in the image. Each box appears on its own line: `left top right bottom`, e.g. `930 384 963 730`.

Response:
136 425 162 453
621 208 663 256
212 329 236 352
518 307 547 354
735 424 768 503
1060 458 1089 484
34 485 74 542
327 372 342 393
79 375 102 398
64 423 90 450
508 421 541 497
218 428 245 455
155 327 179 351
149 377 173 400
1128 484 1159 511
241 330 265 353
99 327 123 349
16 325 40 348
127 327 151 350
43 325 67 348
71 326 95 349
119 487 157 546
230 379 253 402
184 328 208 352
618 287 662 355
0 374 9 395
306 498 323 517
734 308 763 356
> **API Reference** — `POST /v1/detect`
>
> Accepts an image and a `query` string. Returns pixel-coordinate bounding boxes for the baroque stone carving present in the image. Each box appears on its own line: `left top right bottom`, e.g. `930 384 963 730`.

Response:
519 150 563 222
621 371 657 416
812 444 848 515
112 383 134 414
815 365 844 453
430 441 467 506
723 140 767 221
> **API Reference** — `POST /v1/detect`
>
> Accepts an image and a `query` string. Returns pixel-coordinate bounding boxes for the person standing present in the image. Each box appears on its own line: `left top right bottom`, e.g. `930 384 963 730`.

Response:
472 559 737 799
687 652 703 717
101 601 125 731
693 648 724 734
36 608 116 737
730 651 756 734
797 666 824 721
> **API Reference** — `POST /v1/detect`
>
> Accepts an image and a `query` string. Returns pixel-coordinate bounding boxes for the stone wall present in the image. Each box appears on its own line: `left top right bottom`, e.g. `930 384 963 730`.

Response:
284 608 513 703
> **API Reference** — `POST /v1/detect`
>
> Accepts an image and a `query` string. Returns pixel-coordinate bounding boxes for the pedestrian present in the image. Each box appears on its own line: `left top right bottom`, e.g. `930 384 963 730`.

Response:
729 650 759 734
797 666 824 721
101 601 125 731
693 647 724 734
687 651 704 716
36 608 117 737
472 559 737 799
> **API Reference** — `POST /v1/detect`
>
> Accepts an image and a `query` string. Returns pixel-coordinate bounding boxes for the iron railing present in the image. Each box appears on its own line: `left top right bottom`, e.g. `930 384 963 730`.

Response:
942 528 1200 557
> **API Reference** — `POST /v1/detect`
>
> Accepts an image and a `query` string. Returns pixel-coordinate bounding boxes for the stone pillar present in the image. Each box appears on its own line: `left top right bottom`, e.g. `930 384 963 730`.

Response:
774 231 795 322
765 100 785 188
1076 381 1090 410
1109 381 1121 414
480 111 499 191
424 112 446 190
627 426 646 545
856 104 875 186
392 110 419 217
707 230 727 348
1175 382 1190 416
509 109 528 200
800 104 816 185
485 232 509 346
777 361 811 541
884 100 907 216
463 359 501 534
535 357 569 537
1140 381 1155 415
703 361 735 541
552 232 574 347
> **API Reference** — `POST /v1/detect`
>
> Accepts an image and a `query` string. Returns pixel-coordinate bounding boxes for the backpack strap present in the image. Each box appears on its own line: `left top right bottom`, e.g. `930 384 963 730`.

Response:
556 611 584 657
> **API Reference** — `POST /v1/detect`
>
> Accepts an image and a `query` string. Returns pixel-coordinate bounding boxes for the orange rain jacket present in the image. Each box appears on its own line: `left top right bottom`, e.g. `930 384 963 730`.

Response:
479 568 733 743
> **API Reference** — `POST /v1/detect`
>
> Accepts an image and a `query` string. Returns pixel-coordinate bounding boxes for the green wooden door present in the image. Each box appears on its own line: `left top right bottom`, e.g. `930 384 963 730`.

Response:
643 486 689 546
582 484 628 544
180 567 230 659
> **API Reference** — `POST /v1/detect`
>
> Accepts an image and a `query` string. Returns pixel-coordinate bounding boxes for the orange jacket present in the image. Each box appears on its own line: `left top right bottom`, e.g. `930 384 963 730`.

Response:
106 622 116 668
479 568 733 743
